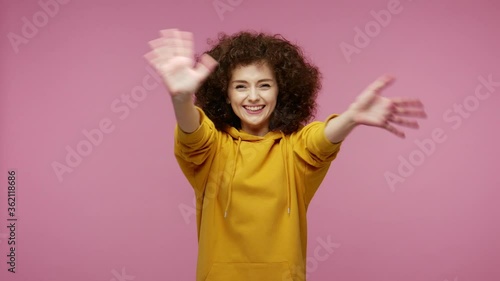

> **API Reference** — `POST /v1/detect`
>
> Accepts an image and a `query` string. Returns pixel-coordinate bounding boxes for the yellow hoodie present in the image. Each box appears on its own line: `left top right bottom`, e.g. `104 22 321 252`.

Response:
174 107 342 281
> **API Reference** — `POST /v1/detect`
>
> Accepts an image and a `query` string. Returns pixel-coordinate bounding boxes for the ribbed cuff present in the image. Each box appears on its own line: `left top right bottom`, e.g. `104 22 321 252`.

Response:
316 113 343 152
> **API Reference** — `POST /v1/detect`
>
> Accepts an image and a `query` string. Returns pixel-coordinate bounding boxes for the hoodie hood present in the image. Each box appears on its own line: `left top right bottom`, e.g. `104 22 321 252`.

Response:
223 126 284 141
222 126 291 219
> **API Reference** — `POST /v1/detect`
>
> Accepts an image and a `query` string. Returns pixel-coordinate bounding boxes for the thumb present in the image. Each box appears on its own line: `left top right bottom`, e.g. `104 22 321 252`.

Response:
194 54 218 80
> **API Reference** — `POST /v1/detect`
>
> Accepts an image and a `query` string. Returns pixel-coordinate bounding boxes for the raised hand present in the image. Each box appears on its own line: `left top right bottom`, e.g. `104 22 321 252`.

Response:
347 75 427 138
143 29 218 98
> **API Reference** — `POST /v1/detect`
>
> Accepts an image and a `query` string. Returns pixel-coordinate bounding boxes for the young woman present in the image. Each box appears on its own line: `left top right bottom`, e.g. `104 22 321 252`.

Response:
144 28 426 281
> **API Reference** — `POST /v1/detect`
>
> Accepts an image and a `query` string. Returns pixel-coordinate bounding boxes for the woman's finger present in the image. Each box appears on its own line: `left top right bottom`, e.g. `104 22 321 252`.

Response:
148 37 169 49
384 122 405 138
143 50 159 63
393 107 427 118
388 115 420 128
194 54 218 79
365 74 395 93
153 44 178 60
354 75 395 104
159 28 179 38
391 98 424 107
179 34 193 58
170 30 184 57
156 29 183 56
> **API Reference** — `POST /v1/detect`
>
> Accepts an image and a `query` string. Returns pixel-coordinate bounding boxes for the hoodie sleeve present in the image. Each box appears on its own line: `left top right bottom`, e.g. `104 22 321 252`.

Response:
174 106 219 195
291 114 343 206
291 113 343 167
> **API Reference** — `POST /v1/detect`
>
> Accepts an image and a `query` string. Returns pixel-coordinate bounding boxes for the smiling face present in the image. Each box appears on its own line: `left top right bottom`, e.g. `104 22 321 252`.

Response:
227 62 279 136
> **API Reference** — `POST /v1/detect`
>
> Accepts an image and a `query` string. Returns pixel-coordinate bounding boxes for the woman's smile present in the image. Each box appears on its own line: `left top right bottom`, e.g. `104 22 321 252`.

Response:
228 62 278 136
243 105 266 114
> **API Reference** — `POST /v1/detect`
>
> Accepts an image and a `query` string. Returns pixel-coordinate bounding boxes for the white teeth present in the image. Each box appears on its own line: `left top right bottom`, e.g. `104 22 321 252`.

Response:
244 106 264 111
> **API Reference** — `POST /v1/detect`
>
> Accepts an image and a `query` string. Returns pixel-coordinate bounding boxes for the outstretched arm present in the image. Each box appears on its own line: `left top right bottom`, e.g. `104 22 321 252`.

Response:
325 75 427 143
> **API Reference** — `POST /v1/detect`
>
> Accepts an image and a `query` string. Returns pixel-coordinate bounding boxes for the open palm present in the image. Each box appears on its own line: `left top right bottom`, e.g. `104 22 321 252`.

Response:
349 75 427 138
144 29 218 97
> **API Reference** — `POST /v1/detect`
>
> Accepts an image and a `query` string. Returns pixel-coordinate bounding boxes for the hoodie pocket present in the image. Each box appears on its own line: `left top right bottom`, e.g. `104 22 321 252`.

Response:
205 261 292 281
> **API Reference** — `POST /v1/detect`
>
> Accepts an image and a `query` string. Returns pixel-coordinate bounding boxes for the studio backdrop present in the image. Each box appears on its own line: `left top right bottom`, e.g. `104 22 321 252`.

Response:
1 0 499 280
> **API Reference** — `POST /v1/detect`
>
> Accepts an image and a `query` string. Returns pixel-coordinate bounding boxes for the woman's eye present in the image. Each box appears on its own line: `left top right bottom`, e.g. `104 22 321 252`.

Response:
260 84 271 88
235 85 246 89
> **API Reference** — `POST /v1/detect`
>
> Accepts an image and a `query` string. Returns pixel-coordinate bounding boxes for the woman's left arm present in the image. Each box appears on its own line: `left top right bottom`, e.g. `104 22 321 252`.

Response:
325 75 427 144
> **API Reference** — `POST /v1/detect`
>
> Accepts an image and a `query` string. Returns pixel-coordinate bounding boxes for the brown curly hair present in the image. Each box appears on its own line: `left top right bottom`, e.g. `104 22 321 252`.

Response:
194 30 322 134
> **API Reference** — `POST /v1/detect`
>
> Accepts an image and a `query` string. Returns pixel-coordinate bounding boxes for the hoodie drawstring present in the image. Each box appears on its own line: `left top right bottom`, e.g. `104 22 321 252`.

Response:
224 137 241 218
281 132 291 216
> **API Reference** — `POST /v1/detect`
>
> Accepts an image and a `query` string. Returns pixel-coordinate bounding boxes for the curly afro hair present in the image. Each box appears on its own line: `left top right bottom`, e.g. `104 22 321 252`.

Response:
195 30 322 135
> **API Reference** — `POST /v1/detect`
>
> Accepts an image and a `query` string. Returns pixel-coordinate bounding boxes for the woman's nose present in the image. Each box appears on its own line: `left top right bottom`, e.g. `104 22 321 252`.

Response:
247 87 260 101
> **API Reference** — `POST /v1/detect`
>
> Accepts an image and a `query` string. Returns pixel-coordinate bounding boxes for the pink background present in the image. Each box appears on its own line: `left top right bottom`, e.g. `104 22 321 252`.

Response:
1 0 499 280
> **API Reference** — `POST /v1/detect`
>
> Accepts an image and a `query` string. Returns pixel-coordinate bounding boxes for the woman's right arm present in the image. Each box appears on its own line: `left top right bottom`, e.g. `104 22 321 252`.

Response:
143 28 218 133
170 94 200 133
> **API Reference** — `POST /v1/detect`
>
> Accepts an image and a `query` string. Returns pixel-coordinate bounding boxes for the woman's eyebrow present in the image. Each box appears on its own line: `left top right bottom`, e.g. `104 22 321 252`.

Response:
231 79 274 83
